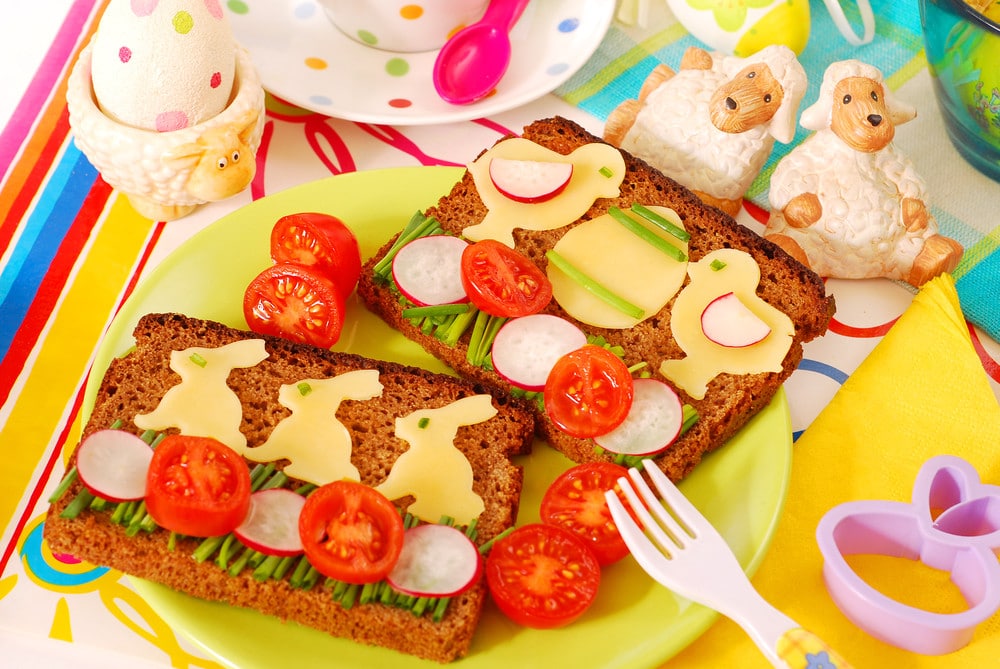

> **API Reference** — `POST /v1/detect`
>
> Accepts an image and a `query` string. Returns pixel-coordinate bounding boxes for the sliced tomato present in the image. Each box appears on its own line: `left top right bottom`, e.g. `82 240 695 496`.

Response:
145 435 252 538
540 462 632 565
270 212 361 300
543 345 634 439
485 523 601 629
460 239 552 317
298 481 405 584
243 263 346 349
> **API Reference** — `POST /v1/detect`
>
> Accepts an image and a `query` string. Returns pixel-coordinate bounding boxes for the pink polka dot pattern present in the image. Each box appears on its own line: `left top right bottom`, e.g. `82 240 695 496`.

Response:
204 0 223 19
130 0 158 16
118 46 132 63
155 110 190 132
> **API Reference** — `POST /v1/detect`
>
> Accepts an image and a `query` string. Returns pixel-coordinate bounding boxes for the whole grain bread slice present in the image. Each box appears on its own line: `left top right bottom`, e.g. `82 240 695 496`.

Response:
357 116 835 482
44 312 535 663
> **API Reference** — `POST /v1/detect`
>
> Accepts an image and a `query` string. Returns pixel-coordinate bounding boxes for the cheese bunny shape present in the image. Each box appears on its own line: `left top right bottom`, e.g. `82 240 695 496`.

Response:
376 395 496 525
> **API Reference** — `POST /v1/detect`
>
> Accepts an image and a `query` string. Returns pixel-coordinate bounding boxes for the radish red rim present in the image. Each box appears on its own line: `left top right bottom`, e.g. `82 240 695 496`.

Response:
75 429 153 503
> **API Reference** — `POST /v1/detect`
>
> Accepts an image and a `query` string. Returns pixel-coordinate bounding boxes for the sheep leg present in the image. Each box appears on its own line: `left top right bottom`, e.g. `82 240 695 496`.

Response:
906 235 964 287
764 232 813 269
126 193 198 222
603 99 641 146
692 190 743 218
782 192 822 228
901 197 930 232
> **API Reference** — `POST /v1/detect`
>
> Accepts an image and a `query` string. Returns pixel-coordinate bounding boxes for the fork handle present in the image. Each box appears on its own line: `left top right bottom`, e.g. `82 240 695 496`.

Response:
724 583 853 668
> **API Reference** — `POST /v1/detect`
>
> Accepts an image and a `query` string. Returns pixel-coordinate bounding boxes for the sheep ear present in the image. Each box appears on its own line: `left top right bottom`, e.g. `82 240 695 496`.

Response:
886 91 917 125
163 143 204 170
236 110 260 144
799 100 829 132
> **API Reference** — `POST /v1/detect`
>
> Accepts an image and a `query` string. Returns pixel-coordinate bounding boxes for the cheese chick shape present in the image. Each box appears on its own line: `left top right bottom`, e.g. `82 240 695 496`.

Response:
90 0 237 131
660 249 794 400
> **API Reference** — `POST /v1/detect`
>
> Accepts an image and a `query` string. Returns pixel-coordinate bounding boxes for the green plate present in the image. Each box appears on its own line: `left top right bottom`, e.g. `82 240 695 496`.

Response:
86 167 792 669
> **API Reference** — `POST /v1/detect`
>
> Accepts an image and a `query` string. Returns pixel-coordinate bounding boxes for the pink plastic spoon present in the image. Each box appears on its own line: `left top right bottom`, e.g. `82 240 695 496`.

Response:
432 0 531 105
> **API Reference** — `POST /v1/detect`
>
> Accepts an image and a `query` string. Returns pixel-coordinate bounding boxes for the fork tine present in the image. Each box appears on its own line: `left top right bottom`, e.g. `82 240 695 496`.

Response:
610 469 685 558
640 459 702 538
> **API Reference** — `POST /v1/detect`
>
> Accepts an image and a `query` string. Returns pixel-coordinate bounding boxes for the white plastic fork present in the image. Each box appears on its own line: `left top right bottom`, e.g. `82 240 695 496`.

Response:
605 460 852 668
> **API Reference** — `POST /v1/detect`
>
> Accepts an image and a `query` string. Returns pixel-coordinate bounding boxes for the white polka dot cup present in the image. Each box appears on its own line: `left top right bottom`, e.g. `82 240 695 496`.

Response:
317 0 488 52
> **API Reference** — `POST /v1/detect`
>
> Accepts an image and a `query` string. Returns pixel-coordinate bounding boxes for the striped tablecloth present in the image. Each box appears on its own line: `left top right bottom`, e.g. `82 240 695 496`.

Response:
2 1 998 668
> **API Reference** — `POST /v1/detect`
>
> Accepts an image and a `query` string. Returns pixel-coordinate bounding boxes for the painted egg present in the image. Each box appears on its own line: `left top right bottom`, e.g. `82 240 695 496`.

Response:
664 0 811 57
90 0 236 132
957 23 1000 141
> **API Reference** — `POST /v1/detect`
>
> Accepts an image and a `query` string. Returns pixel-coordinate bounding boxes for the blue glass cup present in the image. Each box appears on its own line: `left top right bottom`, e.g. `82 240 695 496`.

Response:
919 0 1000 181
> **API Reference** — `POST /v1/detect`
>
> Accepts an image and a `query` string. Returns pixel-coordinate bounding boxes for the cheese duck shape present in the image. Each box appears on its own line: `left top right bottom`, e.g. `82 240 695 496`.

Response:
659 249 794 400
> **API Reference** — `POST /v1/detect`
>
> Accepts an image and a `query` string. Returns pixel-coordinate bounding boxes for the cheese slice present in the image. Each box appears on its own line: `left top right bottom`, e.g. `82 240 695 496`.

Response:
464 137 625 247
659 249 794 399
548 205 689 329
375 395 496 525
134 339 269 451
244 371 384 485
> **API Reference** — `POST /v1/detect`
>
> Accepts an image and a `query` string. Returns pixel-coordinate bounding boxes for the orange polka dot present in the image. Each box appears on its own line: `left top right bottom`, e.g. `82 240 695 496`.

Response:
305 57 328 70
400 4 424 20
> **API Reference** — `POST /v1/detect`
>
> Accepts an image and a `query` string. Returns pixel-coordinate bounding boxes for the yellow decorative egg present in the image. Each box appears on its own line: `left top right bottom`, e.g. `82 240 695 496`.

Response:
90 0 236 132
665 0 811 57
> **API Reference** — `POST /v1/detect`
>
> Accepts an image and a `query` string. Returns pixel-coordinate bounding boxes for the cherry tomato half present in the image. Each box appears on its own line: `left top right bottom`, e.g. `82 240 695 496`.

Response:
544 345 634 439
540 462 632 566
486 523 601 629
298 481 405 584
145 435 252 537
243 263 346 349
460 239 552 317
270 212 361 301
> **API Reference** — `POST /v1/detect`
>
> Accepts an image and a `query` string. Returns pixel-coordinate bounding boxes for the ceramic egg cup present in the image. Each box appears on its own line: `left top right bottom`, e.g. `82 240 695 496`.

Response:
66 41 265 222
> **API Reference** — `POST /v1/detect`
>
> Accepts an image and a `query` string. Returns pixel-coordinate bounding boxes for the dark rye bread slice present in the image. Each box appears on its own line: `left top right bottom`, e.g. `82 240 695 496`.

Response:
44 312 535 663
357 116 835 482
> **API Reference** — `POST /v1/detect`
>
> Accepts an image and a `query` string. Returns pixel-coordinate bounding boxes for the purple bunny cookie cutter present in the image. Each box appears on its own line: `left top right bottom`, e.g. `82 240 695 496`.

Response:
816 455 1000 655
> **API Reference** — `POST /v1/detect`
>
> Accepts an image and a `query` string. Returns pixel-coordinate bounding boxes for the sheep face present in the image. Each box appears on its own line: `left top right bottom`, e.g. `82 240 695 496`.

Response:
829 76 896 153
709 62 784 134
163 109 259 203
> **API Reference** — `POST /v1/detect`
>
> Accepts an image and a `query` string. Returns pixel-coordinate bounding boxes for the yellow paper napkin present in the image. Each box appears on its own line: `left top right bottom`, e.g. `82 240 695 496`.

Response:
669 274 1000 667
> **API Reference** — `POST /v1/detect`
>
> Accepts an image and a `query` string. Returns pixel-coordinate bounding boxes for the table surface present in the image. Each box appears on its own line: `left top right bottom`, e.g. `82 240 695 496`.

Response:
3 2 1000 668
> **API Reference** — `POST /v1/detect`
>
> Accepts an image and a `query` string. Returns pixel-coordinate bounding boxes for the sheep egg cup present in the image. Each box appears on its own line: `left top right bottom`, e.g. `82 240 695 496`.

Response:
66 41 265 222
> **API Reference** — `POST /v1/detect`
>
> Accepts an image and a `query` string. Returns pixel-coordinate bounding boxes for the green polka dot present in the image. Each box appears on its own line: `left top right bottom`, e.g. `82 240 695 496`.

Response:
173 10 194 34
386 58 409 77
227 0 249 15
357 30 378 46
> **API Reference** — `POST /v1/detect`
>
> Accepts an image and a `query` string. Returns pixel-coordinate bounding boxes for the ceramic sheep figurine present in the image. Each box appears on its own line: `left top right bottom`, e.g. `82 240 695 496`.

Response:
764 60 963 287
603 45 808 217
67 44 264 222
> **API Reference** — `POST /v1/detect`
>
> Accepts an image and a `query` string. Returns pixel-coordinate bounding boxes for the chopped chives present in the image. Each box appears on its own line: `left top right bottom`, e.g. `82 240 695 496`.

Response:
630 203 691 242
545 250 645 320
609 207 687 263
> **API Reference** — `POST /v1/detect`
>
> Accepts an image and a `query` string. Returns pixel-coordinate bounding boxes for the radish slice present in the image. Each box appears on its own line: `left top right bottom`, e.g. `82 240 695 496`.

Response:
489 157 573 203
75 429 153 503
700 292 771 348
391 235 469 306
595 378 684 456
491 314 588 391
386 524 482 598
234 488 306 557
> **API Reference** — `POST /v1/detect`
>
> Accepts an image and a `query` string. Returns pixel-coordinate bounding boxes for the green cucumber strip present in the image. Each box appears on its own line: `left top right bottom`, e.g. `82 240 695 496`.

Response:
609 207 686 262
546 250 645 320
630 203 691 242
402 303 470 319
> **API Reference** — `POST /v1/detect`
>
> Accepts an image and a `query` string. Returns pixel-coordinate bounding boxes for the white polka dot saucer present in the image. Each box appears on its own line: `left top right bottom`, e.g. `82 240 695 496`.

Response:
225 0 614 125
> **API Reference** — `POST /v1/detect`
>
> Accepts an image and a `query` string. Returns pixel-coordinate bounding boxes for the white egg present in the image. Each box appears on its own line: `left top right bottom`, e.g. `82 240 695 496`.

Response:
90 0 237 131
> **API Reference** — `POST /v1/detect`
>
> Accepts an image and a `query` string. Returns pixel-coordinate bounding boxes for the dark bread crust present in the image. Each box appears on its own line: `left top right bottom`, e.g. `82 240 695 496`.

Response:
44 312 536 663
357 116 835 481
